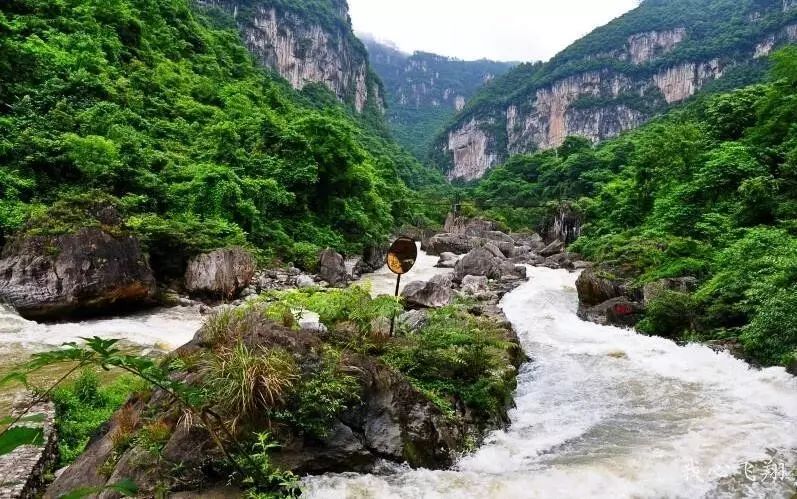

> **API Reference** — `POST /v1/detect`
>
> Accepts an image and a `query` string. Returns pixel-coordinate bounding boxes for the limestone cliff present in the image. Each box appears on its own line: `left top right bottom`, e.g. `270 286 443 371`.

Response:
363 37 515 159
198 0 383 113
435 0 797 181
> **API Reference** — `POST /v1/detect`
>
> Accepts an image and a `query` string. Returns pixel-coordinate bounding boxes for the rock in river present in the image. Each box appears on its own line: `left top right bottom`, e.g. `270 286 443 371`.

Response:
184 246 256 299
0 228 156 320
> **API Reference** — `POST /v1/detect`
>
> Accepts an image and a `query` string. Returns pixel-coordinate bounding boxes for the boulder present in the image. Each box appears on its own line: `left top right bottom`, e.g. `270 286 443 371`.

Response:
426 233 474 256
401 275 453 309
580 297 644 327
318 249 348 287
436 252 459 268
513 232 546 252
398 309 428 332
356 244 389 274
573 261 593 270
482 242 506 259
0 228 156 320
453 248 502 282
545 252 576 270
444 213 498 236
498 262 527 281
184 247 256 299
295 275 316 289
461 275 489 296
539 239 566 257
642 277 699 304
482 231 516 256
575 268 637 307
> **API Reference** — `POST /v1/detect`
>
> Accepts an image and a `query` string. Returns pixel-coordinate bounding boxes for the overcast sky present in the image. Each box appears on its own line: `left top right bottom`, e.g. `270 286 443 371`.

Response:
347 0 640 62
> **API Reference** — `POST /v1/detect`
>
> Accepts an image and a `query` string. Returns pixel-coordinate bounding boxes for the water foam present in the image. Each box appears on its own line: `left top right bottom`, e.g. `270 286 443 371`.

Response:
303 267 797 498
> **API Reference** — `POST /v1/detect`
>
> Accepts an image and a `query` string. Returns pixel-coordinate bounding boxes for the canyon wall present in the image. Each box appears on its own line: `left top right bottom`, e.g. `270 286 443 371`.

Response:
437 0 797 181
199 0 383 113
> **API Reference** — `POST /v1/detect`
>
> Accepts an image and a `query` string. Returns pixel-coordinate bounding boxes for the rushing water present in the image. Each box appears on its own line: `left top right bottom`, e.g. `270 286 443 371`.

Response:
0 304 203 413
304 266 797 498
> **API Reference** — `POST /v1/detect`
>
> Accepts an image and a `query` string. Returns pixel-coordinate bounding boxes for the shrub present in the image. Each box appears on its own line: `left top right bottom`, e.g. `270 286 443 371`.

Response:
382 305 517 419
637 291 696 338
51 370 147 466
273 348 360 439
740 287 797 366
202 342 299 428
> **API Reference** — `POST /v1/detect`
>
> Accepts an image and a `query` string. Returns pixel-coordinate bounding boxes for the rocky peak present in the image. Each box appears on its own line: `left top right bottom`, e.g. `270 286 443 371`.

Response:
435 0 797 181
198 0 383 113
627 28 687 65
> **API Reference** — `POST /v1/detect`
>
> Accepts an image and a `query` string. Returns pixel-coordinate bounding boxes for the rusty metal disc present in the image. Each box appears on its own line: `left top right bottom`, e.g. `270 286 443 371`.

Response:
386 237 417 275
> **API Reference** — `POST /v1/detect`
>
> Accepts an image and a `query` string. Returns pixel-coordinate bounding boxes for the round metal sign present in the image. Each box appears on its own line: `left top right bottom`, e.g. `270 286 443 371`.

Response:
386 237 417 275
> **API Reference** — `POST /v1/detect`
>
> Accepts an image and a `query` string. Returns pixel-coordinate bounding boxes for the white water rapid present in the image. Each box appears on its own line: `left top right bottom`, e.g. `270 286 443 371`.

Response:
303 266 797 498
0 304 204 412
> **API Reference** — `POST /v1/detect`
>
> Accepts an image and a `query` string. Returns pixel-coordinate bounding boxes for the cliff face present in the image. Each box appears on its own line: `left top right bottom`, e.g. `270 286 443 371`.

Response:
199 0 383 113
363 38 514 159
436 0 797 181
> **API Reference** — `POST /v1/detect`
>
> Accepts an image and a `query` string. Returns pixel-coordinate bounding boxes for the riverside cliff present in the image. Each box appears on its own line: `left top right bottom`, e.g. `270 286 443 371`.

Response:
435 0 797 181
362 37 515 159
197 0 384 113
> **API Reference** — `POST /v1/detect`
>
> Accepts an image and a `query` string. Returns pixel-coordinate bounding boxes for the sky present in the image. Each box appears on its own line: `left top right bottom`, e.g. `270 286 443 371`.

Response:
347 0 641 63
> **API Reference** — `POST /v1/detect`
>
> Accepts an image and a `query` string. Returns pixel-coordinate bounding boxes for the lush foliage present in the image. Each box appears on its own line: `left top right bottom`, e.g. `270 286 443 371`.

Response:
363 37 515 161
0 0 437 273
470 49 797 367
51 369 147 466
382 304 518 419
433 0 797 171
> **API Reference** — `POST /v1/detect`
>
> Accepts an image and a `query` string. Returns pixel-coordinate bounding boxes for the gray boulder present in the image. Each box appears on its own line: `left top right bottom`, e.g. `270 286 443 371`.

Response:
401 275 453 309
482 242 506 259
295 275 316 289
426 233 474 256
0 228 156 320
576 268 638 307
498 261 527 281
453 247 502 282
461 275 489 295
398 309 428 331
318 248 349 287
444 213 498 236
579 297 644 328
185 246 256 299
436 252 459 268
539 239 566 257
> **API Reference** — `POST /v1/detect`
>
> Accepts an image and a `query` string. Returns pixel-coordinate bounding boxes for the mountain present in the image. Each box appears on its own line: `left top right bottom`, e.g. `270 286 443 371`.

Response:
198 0 385 115
362 37 515 160
0 0 436 280
434 0 797 181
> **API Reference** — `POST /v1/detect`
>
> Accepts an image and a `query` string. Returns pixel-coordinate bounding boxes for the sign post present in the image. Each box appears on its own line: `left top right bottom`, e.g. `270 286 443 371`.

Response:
386 237 418 336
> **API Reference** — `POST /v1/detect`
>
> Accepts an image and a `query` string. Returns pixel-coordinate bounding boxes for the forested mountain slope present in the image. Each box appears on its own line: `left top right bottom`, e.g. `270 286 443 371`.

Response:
0 0 438 280
469 48 797 369
363 37 515 160
435 0 797 181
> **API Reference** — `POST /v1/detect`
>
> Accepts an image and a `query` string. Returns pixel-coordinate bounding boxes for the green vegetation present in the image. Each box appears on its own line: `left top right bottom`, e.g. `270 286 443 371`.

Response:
0 0 443 276
469 48 797 368
1 282 519 495
51 369 148 466
434 0 797 171
383 305 519 419
364 38 515 161
0 426 44 455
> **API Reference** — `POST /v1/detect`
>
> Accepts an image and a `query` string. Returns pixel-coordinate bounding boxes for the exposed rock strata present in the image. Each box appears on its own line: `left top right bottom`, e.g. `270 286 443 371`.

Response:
198 0 382 113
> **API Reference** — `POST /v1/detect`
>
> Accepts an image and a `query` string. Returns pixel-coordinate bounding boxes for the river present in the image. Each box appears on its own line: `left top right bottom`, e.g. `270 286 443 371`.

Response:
0 254 795 497
0 304 203 414
304 266 797 498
